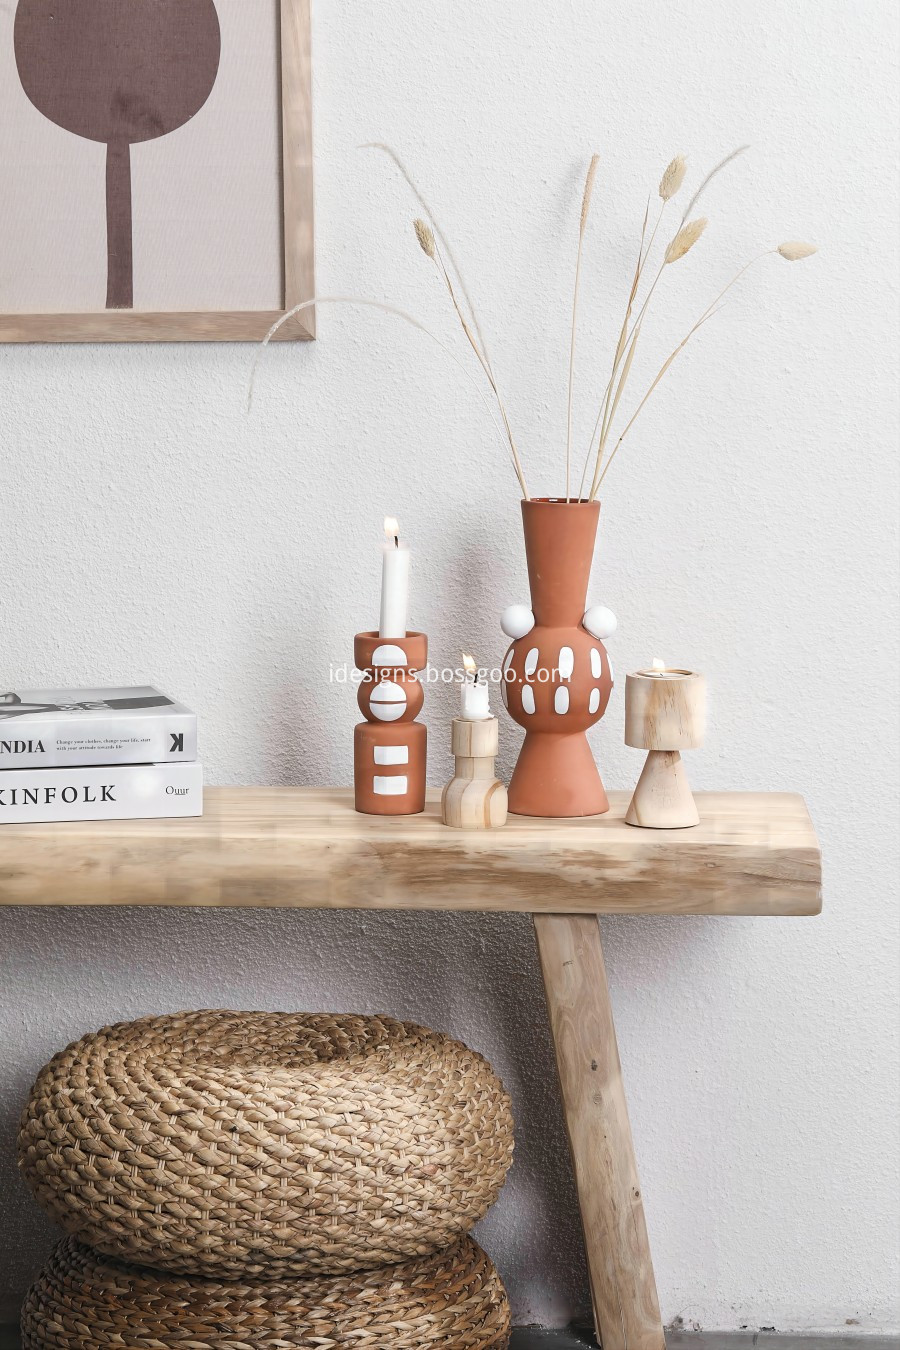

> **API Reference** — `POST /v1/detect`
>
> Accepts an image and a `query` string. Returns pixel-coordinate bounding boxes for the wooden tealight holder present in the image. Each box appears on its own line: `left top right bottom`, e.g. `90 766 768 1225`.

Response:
441 717 508 830
624 669 706 828
354 631 427 816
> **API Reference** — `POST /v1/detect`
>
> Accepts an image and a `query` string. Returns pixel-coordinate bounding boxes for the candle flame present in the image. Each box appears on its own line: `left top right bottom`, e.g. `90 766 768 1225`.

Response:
462 653 477 678
384 516 400 544
652 657 667 672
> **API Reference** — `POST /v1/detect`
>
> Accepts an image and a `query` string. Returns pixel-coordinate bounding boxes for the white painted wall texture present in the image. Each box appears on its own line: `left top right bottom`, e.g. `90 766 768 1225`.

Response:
1 0 898 1333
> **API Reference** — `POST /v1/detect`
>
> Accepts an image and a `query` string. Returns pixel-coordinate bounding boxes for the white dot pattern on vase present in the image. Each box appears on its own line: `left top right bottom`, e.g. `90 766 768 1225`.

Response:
522 685 536 715
372 643 408 667
369 682 407 722
524 647 539 677
608 656 615 685
373 775 408 795
503 649 515 676
558 646 574 680
374 744 408 765
591 648 603 679
555 686 570 715
589 688 601 714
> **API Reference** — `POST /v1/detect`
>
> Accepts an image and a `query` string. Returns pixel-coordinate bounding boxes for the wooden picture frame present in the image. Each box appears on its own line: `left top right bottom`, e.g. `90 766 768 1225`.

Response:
0 0 314 344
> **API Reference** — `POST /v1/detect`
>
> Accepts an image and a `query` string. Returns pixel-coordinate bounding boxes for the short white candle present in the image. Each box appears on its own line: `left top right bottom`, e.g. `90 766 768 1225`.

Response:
379 517 410 639
460 653 491 720
644 658 691 680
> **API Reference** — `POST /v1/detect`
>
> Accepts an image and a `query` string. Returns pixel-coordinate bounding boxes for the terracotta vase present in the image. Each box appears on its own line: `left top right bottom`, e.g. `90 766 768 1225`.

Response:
502 500 613 817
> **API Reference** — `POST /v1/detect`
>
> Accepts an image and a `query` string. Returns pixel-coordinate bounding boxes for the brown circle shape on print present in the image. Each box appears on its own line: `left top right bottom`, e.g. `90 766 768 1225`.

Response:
14 0 221 309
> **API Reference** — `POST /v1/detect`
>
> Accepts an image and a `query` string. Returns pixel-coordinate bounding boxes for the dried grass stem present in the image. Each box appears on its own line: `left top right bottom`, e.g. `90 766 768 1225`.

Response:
567 154 600 499
249 297 525 492
255 145 814 503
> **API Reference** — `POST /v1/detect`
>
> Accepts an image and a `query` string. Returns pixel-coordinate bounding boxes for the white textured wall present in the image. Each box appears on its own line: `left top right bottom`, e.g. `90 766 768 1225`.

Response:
1 0 898 1333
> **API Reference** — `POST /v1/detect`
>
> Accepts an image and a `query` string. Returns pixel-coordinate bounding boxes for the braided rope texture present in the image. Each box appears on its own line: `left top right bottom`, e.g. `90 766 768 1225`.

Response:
18 1011 514 1278
21 1235 511 1350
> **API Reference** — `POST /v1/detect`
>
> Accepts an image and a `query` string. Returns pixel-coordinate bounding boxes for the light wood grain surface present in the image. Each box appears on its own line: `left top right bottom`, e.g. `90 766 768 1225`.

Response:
0 0 314 344
624 671 706 751
281 0 316 334
0 310 313 343
0 788 821 913
535 914 665 1350
625 750 700 830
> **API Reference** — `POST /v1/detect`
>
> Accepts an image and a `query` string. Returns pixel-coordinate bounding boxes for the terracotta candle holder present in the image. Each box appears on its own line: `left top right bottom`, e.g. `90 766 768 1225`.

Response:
354 631 427 815
624 668 706 828
441 717 508 830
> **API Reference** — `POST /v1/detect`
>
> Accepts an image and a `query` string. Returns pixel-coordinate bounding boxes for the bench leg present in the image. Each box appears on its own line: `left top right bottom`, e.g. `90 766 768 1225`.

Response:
533 912 665 1350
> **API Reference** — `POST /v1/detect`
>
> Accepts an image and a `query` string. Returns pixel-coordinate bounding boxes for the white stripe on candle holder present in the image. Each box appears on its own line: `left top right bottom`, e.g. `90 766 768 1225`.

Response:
374 745 409 765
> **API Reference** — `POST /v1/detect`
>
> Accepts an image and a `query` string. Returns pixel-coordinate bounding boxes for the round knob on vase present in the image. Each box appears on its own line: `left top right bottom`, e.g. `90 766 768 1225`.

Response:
501 605 535 639
583 605 617 639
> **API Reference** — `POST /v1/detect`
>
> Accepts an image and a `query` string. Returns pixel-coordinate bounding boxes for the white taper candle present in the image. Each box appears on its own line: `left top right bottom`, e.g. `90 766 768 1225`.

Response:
379 517 410 639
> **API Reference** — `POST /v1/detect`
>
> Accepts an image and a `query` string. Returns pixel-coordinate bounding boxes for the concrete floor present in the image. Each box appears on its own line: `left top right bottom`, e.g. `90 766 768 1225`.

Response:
515 1338 900 1350
4 1329 899 1349
510 1332 595 1348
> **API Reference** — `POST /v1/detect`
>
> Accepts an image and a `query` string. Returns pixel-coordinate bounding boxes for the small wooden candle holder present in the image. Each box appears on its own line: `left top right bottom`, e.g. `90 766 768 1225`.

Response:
441 717 508 830
624 669 706 829
354 631 427 816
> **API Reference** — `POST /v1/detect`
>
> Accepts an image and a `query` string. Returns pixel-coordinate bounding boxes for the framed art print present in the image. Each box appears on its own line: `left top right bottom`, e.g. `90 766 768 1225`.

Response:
0 0 314 342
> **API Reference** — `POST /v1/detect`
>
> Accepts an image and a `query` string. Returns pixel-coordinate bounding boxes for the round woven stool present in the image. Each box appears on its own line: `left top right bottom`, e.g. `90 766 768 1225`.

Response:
19 1010 514 1277
21 1235 511 1350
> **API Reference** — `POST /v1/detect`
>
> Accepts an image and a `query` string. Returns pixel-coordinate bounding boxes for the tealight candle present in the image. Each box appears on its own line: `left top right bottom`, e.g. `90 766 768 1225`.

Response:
460 653 491 720
645 657 684 679
442 656 507 830
379 516 410 639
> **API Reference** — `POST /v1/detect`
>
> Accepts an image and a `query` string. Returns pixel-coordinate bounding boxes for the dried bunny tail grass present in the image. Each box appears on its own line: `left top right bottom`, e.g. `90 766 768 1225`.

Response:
578 195 651 499
362 142 528 497
680 145 749 223
247 296 527 495
414 218 436 258
426 245 529 497
659 155 687 201
580 153 600 230
360 142 494 374
590 303 724 499
777 241 818 261
589 319 642 498
665 217 708 263
590 237 817 497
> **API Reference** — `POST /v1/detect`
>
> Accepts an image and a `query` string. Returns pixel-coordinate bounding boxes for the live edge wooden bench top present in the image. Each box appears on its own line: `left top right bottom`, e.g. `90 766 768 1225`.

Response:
0 787 820 914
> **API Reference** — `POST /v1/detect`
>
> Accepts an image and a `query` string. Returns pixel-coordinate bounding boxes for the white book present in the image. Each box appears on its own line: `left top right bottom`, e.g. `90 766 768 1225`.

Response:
0 761 203 825
0 687 197 769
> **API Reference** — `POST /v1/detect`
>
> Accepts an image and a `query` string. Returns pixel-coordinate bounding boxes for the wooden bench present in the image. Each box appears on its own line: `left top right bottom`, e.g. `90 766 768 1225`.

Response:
0 787 822 1350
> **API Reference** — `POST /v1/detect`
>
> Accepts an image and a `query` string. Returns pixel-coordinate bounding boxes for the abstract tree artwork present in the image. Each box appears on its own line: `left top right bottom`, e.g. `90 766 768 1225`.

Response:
14 0 222 309
1 0 314 342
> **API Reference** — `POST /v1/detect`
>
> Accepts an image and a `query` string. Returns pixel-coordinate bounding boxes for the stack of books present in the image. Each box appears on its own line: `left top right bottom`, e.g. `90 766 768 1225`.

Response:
0 687 203 824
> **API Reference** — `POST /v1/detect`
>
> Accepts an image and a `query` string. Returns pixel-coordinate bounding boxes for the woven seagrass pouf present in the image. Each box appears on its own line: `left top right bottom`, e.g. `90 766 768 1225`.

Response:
18 1010 514 1277
21 1235 511 1350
